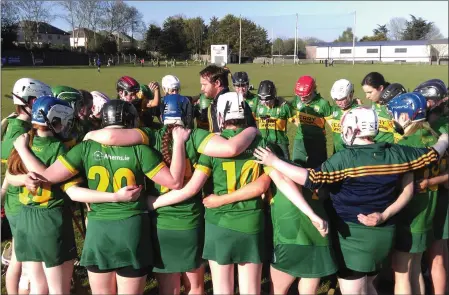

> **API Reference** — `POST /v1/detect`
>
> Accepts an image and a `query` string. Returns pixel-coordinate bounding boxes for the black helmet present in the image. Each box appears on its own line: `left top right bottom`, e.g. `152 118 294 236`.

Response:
101 100 138 128
379 83 406 104
257 80 277 101
116 76 140 93
232 72 249 86
413 79 447 100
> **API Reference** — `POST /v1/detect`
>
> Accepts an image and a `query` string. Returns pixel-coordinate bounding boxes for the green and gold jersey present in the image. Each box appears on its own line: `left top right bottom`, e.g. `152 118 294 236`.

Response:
194 93 213 130
2 118 32 215
255 100 294 144
270 184 329 247
291 94 332 141
245 91 259 115
18 136 82 208
373 103 396 143
59 140 166 220
147 126 214 230
326 102 359 153
431 115 449 136
396 128 439 234
196 129 270 234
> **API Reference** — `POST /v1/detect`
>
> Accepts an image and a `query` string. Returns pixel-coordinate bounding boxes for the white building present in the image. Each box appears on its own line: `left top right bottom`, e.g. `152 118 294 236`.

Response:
16 21 70 47
70 28 96 48
306 39 448 63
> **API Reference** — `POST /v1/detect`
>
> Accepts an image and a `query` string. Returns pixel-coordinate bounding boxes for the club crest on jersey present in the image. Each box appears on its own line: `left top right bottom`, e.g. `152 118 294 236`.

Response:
314 105 320 112
333 111 339 118
296 102 303 110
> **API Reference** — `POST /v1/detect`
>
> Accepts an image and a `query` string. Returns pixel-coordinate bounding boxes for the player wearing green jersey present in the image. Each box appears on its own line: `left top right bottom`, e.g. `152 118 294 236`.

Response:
413 79 449 295
327 79 359 153
361 72 399 143
232 71 259 116
255 80 294 160
147 92 327 295
387 92 442 295
291 75 332 168
254 106 448 295
22 100 190 295
1 78 52 295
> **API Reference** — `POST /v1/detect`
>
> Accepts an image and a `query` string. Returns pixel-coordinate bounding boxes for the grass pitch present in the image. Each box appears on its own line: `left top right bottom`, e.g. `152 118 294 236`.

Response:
1 63 448 294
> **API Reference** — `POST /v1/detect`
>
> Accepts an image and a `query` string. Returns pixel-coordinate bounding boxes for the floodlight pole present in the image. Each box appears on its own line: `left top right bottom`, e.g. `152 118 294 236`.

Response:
294 14 298 64
352 10 356 66
239 15 242 64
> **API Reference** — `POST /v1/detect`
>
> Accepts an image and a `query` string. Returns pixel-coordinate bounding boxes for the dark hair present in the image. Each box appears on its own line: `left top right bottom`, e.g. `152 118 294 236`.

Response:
199 65 229 88
79 89 93 103
223 119 246 129
161 124 176 167
361 72 390 90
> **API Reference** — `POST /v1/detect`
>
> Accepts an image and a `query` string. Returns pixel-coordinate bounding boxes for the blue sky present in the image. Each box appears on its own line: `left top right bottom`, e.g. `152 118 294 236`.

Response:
52 1 448 41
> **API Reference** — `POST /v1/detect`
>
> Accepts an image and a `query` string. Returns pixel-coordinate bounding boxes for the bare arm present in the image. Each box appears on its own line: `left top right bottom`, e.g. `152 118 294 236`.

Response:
1 179 8 204
84 128 145 146
202 127 258 157
65 185 142 203
203 174 271 208
12 133 47 174
5 171 27 187
358 172 414 226
146 82 161 108
149 169 209 210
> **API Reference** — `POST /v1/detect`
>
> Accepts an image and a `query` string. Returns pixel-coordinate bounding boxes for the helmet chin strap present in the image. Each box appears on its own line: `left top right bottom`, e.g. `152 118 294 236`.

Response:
39 110 63 140
12 93 32 116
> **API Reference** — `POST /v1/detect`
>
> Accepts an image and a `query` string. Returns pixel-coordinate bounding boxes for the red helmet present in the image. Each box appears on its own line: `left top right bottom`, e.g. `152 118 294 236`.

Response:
116 76 140 93
295 75 316 98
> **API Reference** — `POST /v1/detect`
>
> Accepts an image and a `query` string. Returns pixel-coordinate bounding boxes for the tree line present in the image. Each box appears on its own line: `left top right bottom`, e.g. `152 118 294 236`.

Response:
1 0 446 58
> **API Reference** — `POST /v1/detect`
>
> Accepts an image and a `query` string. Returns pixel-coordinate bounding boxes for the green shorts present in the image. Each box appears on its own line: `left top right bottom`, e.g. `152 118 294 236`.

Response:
80 213 152 270
292 138 327 168
14 206 77 268
203 222 264 265
433 188 449 240
5 212 18 237
152 226 204 273
394 227 433 253
333 222 395 273
271 244 337 278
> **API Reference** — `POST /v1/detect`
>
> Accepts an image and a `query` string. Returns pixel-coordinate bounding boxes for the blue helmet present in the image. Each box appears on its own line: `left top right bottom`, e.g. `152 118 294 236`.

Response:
32 96 74 136
413 79 447 100
161 94 193 128
387 92 427 124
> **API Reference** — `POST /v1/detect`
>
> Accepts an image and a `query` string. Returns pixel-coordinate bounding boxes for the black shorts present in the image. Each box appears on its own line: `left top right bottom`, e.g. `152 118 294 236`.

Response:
86 265 148 278
338 267 379 280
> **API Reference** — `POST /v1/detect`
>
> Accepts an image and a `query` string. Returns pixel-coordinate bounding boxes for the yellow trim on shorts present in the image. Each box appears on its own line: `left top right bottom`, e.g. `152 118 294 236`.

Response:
146 162 167 179
135 128 150 145
197 133 215 154
60 177 83 192
194 164 211 177
57 155 79 175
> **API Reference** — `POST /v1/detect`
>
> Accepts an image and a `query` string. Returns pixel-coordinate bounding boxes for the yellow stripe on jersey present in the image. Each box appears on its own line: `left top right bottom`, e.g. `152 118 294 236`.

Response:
63 138 77 149
378 117 395 133
134 128 150 145
258 119 287 131
264 166 274 175
57 155 79 175
298 113 326 128
1 159 7 164
60 177 83 192
307 149 438 183
146 162 166 179
194 163 212 177
326 119 341 133
197 133 215 154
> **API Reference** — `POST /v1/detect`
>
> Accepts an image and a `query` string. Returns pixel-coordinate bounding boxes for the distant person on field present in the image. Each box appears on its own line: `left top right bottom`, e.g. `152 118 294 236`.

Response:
96 58 101 73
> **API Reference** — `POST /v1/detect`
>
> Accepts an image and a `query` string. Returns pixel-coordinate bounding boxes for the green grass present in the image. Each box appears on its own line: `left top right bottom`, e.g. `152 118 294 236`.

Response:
1 63 448 294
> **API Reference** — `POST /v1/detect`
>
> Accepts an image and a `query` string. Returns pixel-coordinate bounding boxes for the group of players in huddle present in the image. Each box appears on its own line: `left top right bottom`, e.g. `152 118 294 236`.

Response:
1 64 449 295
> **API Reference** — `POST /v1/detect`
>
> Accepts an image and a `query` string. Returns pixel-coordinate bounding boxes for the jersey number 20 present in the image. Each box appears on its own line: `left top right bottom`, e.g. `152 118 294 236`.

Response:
88 166 136 192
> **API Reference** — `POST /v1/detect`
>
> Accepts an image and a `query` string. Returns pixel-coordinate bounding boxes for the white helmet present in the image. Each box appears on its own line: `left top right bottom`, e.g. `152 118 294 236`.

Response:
331 79 354 109
217 92 245 130
90 91 110 118
162 75 180 93
12 78 52 106
340 106 378 146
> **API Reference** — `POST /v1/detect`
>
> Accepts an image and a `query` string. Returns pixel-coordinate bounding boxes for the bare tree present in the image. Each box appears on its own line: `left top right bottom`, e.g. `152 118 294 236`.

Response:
59 0 88 49
126 6 145 48
387 17 407 40
84 0 107 50
15 0 52 48
101 0 134 51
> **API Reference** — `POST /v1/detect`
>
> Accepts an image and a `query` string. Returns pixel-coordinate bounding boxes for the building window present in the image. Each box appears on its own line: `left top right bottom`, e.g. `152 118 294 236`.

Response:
395 48 407 53
340 49 352 54
367 48 378 53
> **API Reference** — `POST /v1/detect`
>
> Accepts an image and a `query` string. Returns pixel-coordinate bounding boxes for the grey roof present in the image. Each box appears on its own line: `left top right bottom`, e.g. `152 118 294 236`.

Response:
309 39 448 47
19 21 69 35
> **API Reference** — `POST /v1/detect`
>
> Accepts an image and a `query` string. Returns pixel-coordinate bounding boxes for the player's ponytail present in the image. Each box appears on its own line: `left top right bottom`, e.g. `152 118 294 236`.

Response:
161 124 176 167
7 127 38 175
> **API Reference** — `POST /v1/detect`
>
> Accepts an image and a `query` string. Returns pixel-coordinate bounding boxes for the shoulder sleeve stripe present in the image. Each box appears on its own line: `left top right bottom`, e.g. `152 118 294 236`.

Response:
60 177 83 192
145 162 167 179
264 166 274 175
57 155 79 175
193 163 212 177
135 128 150 145
1 159 7 164
197 133 215 154
307 149 438 184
